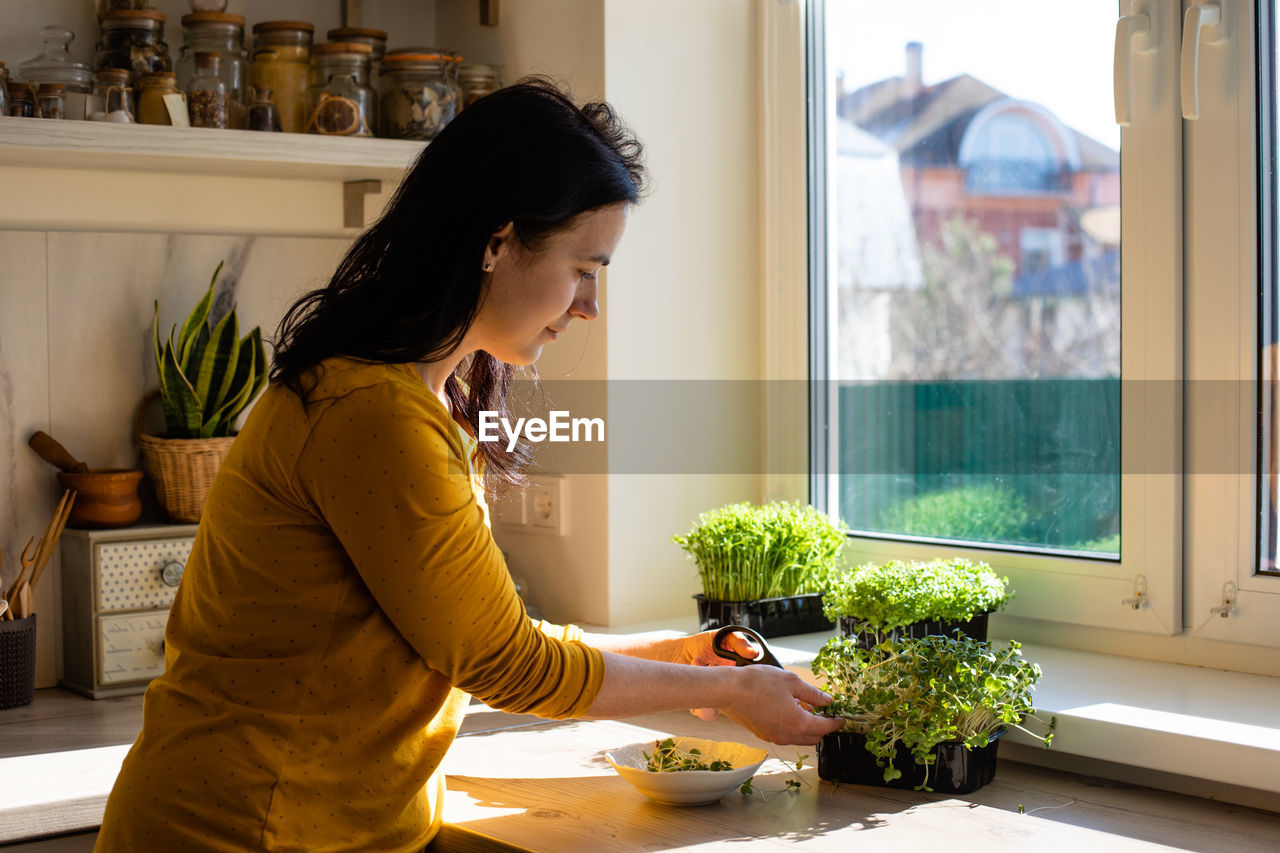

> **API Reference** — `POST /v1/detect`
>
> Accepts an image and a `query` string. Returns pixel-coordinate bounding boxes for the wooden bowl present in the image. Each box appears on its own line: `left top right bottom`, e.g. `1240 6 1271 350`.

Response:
56 469 144 528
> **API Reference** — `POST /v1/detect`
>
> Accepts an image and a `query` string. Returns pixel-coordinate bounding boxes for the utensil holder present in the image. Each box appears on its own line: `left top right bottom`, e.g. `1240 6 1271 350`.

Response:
0 614 37 709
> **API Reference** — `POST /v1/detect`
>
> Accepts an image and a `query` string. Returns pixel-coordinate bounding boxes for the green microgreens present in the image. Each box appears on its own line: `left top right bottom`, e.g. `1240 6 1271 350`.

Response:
672 501 848 601
643 739 734 773
812 634 1055 791
821 557 1012 633
739 751 810 800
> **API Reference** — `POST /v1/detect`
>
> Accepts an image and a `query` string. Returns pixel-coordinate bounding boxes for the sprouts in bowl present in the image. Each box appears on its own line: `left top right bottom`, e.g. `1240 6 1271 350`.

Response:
605 737 767 806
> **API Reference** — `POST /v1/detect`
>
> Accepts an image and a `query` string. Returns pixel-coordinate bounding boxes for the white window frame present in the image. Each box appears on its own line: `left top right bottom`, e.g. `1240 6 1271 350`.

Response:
1183 0 1280 648
772 0 1280 657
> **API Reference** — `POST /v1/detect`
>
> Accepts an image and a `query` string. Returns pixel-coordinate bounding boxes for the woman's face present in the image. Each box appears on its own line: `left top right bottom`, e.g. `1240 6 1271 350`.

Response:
473 202 629 366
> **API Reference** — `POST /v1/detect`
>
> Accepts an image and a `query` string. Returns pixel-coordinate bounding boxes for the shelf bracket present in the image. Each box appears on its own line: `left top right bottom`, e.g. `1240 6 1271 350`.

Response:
342 0 364 28
343 179 381 228
480 0 500 27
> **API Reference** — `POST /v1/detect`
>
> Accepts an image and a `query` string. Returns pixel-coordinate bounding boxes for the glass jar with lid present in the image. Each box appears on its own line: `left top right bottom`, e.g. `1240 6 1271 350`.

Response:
176 12 247 128
326 27 387 70
35 84 64 120
187 51 228 129
136 70 179 125
89 68 134 122
0 63 9 117
247 86 282 132
8 82 34 117
377 52 456 140
94 10 173 93
456 63 499 110
20 26 95 118
304 42 375 137
251 20 313 134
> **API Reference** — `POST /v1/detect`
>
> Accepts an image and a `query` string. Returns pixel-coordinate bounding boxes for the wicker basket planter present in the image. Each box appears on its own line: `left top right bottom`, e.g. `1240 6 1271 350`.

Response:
136 392 234 523
137 432 234 523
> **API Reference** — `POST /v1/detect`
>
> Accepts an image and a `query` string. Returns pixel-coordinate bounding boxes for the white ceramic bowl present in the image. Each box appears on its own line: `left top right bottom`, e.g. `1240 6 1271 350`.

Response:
605 737 767 806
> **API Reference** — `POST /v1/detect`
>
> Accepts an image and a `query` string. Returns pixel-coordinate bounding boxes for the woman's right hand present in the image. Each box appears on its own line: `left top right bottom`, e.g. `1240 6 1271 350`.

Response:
715 665 846 746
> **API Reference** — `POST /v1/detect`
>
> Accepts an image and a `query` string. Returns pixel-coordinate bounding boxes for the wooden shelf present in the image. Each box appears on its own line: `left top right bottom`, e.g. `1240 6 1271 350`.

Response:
0 116 425 182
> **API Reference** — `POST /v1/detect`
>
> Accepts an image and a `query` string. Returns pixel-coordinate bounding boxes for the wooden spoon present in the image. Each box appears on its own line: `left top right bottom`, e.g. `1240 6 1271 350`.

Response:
29 431 90 474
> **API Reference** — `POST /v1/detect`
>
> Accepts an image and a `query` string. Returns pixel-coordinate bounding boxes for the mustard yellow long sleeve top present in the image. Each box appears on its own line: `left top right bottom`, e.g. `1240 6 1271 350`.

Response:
97 357 605 853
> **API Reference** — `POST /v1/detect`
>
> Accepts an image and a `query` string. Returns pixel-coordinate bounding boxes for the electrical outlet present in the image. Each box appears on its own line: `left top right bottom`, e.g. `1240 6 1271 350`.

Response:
527 475 566 535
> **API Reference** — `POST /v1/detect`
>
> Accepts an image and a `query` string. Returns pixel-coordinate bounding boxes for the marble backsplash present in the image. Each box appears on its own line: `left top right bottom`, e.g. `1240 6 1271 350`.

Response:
0 231 350 687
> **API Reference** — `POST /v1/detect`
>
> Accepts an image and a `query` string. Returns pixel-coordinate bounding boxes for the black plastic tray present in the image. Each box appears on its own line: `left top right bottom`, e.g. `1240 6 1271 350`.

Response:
694 593 834 638
816 727 1004 793
838 611 990 648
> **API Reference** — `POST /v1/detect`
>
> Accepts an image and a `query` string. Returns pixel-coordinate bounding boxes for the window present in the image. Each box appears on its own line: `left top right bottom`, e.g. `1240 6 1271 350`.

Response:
812 0 1278 647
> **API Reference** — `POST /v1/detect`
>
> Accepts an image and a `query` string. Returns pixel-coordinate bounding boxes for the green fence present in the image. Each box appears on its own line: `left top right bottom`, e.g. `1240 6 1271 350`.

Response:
836 379 1120 552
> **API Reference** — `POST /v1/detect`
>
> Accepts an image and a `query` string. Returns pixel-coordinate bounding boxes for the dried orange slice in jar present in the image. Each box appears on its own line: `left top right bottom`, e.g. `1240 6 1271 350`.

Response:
310 93 362 135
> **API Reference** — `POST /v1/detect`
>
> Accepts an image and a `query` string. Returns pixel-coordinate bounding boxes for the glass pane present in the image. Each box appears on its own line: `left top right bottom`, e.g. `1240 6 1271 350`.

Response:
1261 0 1278 574
827 0 1120 556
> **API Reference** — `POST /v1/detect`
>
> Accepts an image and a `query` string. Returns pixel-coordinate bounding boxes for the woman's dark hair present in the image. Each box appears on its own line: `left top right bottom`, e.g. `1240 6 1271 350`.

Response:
271 77 647 498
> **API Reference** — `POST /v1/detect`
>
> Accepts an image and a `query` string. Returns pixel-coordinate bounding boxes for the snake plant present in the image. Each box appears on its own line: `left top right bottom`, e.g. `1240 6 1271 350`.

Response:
152 261 266 438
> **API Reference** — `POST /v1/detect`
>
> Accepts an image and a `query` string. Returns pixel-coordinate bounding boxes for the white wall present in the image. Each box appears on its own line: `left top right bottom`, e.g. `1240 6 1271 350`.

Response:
0 232 348 687
602 0 765 625
436 0 615 626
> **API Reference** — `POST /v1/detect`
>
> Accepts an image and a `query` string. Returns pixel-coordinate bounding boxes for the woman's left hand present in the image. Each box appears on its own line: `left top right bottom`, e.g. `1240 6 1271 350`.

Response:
583 628 769 719
660 630 764 721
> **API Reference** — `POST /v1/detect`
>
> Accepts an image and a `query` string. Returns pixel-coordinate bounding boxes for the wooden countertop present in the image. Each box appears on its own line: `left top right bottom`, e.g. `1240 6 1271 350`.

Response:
439 707 1280 853
4 689 1280 850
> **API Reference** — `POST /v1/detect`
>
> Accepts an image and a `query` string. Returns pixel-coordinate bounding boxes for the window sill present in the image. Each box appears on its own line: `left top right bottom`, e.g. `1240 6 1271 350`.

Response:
588 618 1280 811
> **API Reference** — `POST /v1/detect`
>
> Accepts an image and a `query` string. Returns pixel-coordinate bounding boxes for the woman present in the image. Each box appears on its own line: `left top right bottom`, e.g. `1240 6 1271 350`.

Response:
97 78 841 853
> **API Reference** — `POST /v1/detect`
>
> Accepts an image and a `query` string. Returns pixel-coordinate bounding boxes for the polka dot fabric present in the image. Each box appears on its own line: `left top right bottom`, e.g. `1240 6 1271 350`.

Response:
95 357 604 853
96 539 194 612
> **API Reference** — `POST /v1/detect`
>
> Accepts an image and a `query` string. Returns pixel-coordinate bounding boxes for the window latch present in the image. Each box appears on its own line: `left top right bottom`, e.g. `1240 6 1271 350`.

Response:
1113 0 1156 127
1209 581 1237 618
1121 574 1147 610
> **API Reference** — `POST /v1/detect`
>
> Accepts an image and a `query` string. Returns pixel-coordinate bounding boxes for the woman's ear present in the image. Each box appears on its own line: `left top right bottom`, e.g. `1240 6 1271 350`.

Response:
484 221 517 269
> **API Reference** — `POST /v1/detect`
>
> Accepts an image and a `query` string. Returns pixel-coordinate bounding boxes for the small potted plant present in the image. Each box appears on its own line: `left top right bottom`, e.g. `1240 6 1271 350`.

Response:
822 557 1011 647
672 500 847 638
136 261 267 523
811 633 1055 793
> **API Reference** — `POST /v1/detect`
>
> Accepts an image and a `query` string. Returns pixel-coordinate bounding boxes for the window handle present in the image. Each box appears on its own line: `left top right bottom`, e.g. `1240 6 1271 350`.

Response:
1113 4 1154 127
1180 2 1226 120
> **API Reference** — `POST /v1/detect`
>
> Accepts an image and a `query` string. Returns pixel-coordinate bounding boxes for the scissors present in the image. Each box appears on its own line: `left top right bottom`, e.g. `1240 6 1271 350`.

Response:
711 624 783 669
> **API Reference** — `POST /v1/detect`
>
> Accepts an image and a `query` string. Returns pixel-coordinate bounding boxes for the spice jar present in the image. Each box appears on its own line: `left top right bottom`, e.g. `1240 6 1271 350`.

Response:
89 68 134 122
456 62 499 109
0 63 9 117
304 43 375 137
136 71 180 124
8 82 34 117
187 51 228 129
35 83 64 119
377 53 456 140
20 26 95 118
251 21 313 134
247 86 282 132
176 12 247 128
94 10 173 93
